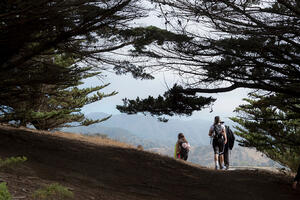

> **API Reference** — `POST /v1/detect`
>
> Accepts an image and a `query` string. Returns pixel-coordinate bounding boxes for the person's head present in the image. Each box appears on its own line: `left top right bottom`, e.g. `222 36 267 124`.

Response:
214 116 220 125
178 133 184 139
178 133 188 142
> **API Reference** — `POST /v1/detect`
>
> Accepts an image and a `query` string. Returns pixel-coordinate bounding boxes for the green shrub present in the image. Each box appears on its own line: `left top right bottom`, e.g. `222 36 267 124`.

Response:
0 156 27 170
0 182 12 200
32 183 74 200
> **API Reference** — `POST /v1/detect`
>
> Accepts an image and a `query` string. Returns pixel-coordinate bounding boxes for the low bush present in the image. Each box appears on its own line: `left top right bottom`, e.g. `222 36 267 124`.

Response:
32 183 74 200
0 182 12 200
0 156 27 171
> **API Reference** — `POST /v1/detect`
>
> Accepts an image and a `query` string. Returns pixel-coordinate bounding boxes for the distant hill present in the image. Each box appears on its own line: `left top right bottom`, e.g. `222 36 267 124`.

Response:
64 125 159 149
65 112 214 146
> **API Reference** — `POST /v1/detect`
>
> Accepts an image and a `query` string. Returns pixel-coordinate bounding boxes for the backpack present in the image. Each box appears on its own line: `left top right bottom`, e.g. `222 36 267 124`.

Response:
182 142 191 152
213 124 223 139
179 140 190 156
225 125 235 150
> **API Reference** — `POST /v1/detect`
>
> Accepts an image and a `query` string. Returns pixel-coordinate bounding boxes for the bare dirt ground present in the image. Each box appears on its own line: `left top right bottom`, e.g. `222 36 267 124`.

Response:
0 124 299 200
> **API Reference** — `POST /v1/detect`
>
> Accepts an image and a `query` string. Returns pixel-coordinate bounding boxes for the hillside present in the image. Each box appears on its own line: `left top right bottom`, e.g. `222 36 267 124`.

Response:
0 124 299 200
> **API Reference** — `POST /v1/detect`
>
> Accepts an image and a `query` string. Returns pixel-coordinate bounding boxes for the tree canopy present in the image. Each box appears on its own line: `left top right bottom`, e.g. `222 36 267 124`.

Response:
1 0 185 128
1 0 151 86
117 0 300 116
1 0 147 128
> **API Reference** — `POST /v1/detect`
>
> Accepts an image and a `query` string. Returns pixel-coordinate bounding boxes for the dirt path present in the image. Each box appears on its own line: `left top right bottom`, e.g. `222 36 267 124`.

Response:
0 125 299 200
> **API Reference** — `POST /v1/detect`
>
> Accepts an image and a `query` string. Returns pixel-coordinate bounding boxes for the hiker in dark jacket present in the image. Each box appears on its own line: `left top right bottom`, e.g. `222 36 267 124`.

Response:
292 164 300 190
175 133 190 161
218 121 230 170
220 121 235 170
209 116 227 170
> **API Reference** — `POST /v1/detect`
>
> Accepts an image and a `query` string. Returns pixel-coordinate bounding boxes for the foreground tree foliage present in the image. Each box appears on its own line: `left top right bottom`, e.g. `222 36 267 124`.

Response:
231 93 300 171
1 0 188 84
1 0 148 73
1 52 116 130
0 0 184 128
0 0 144 128
118 0 300 115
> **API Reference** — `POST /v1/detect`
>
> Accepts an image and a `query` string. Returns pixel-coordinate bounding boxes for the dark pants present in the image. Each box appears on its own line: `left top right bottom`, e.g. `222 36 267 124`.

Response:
295 164 300 182
212 138 224 155
181 154 188 161
177 152 188 161
218 144 229 168
224 144 229 167
180 151 188 161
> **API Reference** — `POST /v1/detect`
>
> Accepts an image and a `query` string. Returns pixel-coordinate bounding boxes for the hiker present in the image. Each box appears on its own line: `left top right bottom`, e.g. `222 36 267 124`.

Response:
209 116 227 170
174 133 191 161
292 164 300 190
219 121 235 170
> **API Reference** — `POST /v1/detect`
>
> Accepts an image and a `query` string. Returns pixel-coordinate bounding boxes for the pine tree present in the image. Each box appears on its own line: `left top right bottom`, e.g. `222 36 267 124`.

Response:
0 53 116 130
230 93 300 171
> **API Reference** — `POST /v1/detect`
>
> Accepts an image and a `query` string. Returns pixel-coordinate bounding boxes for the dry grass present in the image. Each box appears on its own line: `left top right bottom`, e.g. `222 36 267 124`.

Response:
0 123 134 149
52 131 134 148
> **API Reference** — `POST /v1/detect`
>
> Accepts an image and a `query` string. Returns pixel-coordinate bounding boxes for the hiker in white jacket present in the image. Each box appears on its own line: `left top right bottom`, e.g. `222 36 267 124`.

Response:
209 116 227 170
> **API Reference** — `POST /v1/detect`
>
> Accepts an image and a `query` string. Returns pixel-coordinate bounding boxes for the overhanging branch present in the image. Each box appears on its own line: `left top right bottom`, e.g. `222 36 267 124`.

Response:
177 84 239 95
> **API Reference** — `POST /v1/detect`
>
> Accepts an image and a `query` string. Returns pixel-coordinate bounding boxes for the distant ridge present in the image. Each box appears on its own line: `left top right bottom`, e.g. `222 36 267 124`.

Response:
72 112 213 146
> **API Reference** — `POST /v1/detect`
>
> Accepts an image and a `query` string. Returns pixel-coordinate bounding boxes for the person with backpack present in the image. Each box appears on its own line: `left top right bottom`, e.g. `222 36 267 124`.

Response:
292 163 300 190
175 133 191 161
220 121 235 170
209 116 227 170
